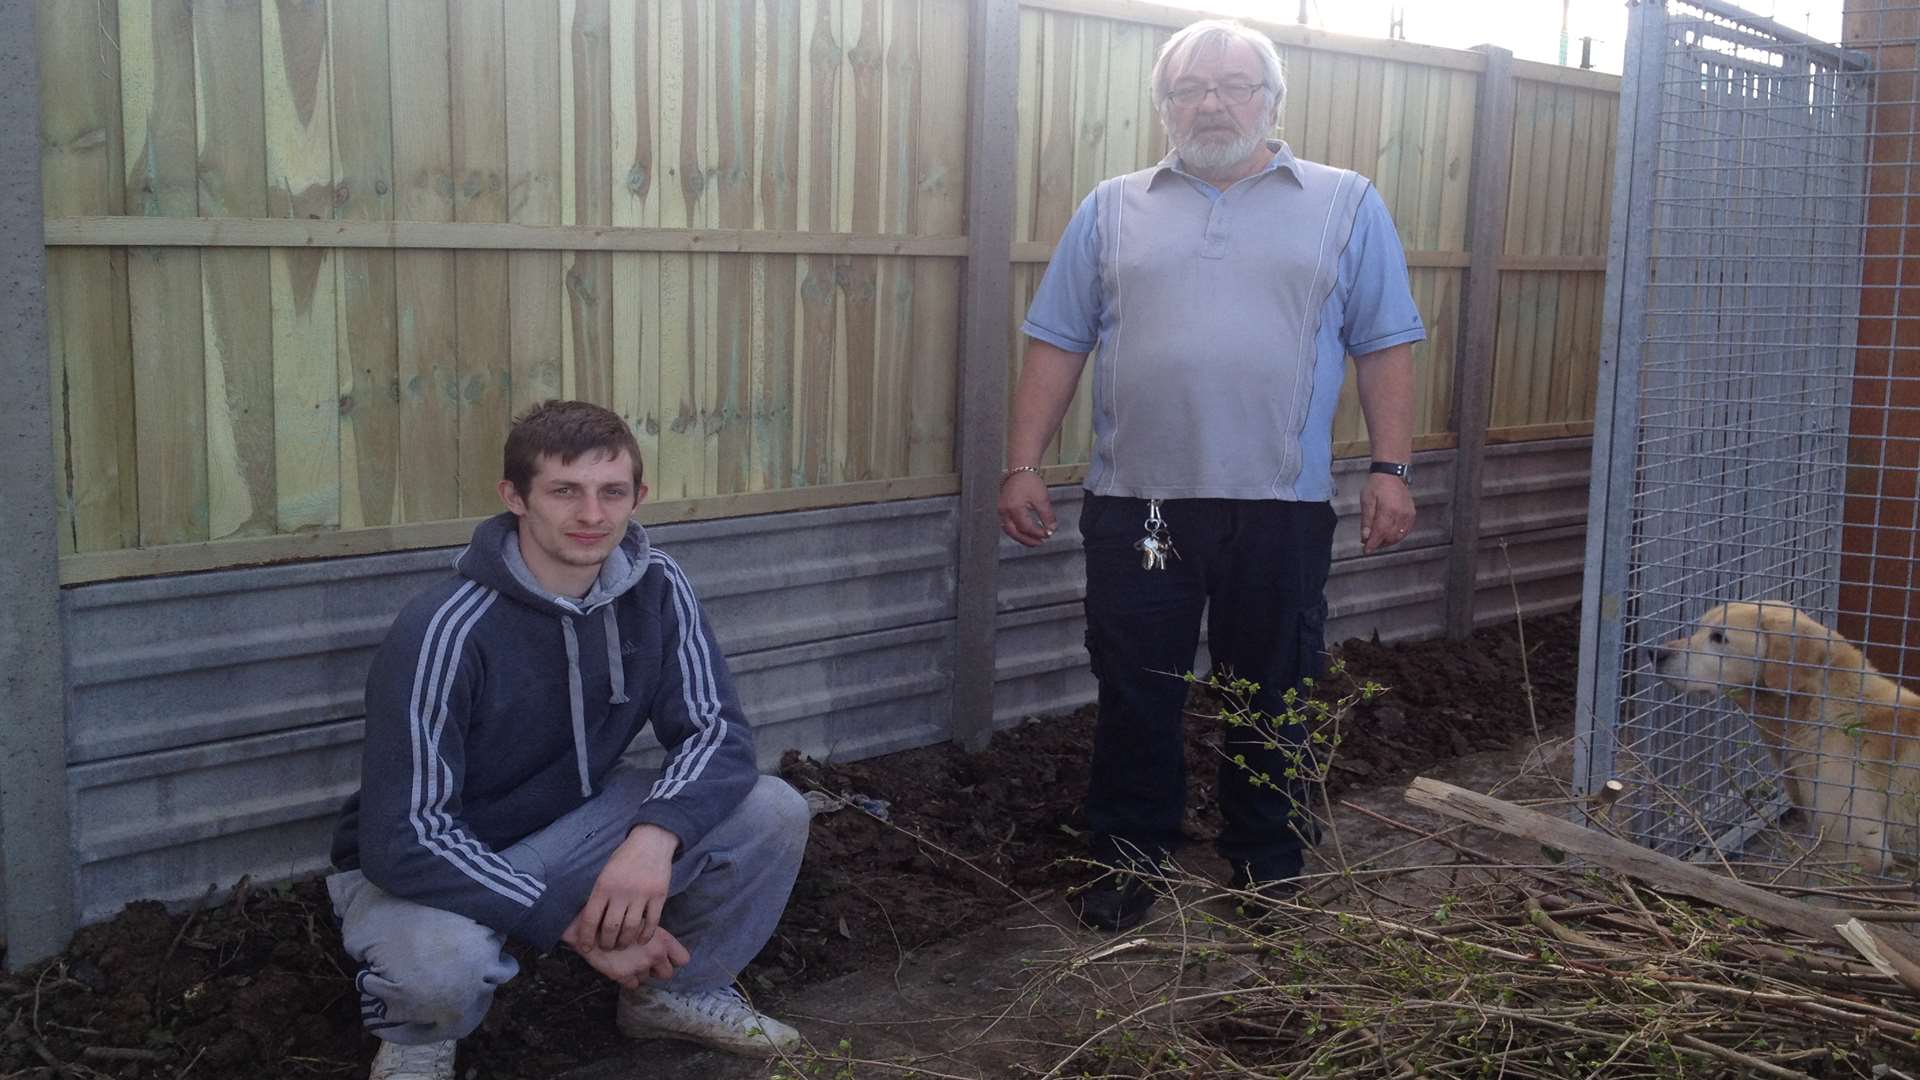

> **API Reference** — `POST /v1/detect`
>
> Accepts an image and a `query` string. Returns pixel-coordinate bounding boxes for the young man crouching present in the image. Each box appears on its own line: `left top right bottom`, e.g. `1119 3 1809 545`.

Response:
328 400 808 1079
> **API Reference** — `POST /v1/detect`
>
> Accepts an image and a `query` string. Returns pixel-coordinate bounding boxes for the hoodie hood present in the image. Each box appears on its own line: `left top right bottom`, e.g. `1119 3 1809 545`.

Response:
455 512 653 796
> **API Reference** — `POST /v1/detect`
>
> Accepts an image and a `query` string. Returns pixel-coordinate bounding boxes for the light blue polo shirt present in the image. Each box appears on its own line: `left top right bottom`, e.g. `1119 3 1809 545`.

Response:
1022 140 1426 502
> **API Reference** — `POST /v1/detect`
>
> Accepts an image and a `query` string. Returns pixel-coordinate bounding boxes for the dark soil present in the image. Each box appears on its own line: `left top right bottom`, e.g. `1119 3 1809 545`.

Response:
0 610 1578 1080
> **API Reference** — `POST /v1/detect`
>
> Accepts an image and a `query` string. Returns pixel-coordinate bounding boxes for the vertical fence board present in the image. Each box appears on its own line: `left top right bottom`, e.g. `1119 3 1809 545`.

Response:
757 0 804 488
712 0 757 492
388 0 459 523
507 1 565 421
329 2 398 529
452 0 509 515
909 0 965 477
263 0 339 531
564 0 615 421
195 0 274 541
653 0 701 499
1414 62 1450 250
42 0 137 554
123 0 208 546
621 2 668 480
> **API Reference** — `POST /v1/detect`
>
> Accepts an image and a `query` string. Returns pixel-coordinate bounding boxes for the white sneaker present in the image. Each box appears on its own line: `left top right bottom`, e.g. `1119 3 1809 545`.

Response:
616 984 801 1056
369 1038 455 1080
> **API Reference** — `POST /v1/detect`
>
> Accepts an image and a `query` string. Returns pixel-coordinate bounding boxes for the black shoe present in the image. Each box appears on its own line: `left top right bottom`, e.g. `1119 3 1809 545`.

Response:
1228 860 1300 927
1069 866 1160 931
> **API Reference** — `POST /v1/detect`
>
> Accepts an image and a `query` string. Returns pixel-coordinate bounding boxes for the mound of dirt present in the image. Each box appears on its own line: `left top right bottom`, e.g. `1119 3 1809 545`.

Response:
0 609 1578 1080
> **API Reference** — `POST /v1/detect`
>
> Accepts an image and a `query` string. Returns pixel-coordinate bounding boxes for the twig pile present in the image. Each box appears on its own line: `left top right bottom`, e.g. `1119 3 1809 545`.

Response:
1009 802 1920 1080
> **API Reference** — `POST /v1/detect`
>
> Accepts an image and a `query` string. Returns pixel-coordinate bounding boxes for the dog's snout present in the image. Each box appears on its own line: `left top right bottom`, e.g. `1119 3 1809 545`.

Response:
1649 644 1674 668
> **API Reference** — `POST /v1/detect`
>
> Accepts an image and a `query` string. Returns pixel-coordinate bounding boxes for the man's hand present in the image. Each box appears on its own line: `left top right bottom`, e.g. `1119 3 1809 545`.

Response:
574 926 690 990
1359 472 1415 554
998 472 1056 546
563 823 678 953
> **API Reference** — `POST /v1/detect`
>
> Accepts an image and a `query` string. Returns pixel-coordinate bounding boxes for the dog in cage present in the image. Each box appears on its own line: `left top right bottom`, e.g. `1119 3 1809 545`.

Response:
1650 601 1920 875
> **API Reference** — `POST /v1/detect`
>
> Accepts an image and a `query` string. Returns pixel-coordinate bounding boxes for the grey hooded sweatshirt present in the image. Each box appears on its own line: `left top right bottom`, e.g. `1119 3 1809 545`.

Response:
330 512 758 949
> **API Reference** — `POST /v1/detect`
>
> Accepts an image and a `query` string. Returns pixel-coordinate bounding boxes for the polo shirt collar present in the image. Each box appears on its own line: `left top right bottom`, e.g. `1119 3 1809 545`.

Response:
1148 139 1303 191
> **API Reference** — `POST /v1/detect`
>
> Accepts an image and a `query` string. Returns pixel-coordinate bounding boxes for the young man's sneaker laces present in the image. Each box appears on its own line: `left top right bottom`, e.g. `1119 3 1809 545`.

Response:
617 984 801 1056
369 1038 455 1080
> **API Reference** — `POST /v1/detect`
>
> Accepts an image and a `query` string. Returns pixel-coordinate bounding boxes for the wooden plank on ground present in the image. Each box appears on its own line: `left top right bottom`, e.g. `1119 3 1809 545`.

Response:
122 0 209 546
1403 777 1920 952
41 0 137 553
195 0 275 541
389 0 459 523
263 0 339 532
453 0 510 515
508 0 565 420
329 1 399 529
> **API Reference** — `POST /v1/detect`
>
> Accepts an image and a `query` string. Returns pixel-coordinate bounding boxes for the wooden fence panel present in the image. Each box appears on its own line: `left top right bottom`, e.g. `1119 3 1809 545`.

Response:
39 0 1611 579
1489 78 1615 432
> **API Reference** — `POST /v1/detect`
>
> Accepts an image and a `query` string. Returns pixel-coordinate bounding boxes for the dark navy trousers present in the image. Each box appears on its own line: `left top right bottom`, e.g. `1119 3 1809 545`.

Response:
1078 493 1336 879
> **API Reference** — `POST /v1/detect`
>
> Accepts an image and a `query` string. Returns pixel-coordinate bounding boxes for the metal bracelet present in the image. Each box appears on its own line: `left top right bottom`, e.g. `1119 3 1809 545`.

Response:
1000 464 1042 487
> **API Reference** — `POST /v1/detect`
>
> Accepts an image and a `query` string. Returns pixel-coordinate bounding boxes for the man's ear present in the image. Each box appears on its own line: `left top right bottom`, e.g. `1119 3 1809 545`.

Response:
498 478 527 516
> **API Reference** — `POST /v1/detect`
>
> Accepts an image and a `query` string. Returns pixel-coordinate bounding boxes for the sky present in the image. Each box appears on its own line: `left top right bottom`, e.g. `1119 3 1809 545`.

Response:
1158 0 1849 76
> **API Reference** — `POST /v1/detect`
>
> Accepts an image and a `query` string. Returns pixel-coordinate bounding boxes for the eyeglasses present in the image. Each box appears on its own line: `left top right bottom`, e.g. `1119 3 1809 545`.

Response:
1164 82 1266 108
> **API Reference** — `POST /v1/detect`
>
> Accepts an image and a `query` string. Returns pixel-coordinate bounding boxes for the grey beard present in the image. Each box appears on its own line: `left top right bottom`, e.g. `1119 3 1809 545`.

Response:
1175 129 1265 176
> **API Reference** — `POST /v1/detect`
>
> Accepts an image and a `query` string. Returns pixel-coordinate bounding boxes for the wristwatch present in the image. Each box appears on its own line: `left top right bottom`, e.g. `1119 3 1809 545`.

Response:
1369 460 1412 483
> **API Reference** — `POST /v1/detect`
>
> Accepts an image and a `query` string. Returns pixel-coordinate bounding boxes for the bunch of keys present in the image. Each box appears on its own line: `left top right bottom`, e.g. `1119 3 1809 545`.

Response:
1133 499 1178 571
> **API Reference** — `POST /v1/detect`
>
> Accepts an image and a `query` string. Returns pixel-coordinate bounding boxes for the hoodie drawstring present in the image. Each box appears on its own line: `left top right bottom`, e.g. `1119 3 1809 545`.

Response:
603 605 630 705
560 616 593 797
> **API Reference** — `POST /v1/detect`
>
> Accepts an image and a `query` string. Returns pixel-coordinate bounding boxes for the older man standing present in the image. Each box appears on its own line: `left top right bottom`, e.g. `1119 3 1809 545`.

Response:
999 19 1425 932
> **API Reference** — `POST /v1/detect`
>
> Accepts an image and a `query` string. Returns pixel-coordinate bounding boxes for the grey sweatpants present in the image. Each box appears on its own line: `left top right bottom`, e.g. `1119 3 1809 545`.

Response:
327 769 809 1045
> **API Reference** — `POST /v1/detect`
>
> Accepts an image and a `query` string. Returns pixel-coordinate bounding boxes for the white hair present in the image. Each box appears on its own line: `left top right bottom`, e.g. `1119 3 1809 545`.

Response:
1151 19 1287 129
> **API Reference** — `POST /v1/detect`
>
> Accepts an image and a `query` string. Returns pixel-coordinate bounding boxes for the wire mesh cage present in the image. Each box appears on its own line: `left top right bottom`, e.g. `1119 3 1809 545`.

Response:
1578 0 1920 873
